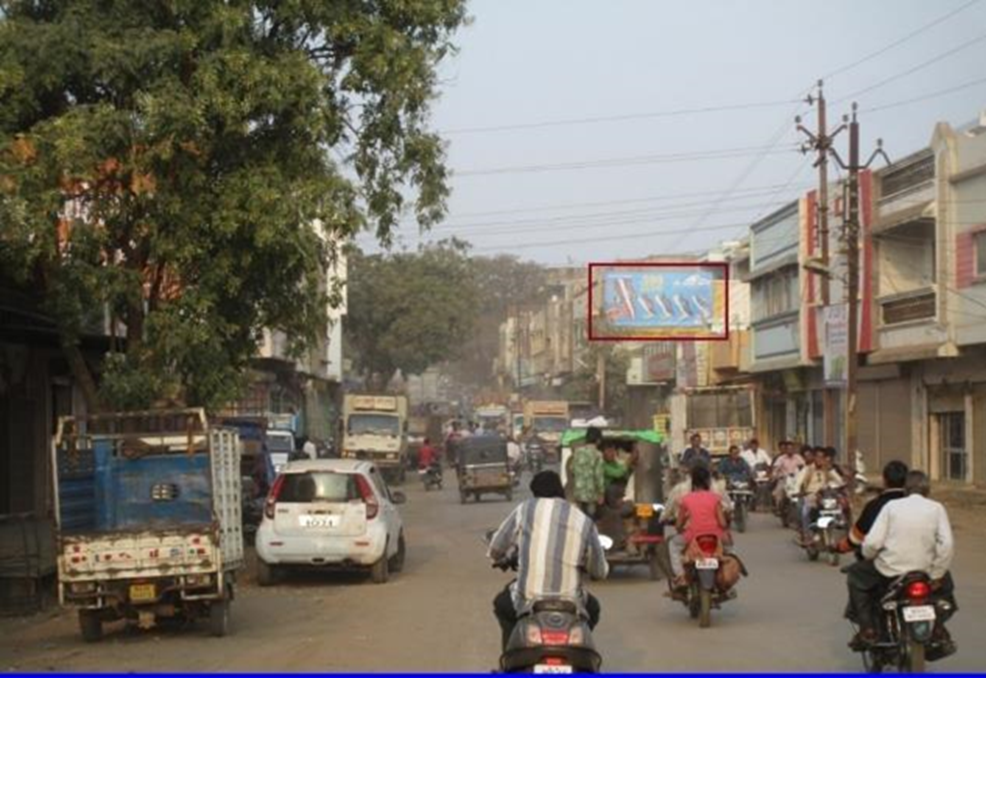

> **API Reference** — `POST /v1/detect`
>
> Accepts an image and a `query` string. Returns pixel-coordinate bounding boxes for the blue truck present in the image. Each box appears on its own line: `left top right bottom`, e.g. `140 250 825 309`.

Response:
53 409 244 641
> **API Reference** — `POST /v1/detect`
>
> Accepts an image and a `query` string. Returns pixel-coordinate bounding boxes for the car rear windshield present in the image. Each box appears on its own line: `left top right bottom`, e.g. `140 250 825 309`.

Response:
277 472 359 503
347 414 399 436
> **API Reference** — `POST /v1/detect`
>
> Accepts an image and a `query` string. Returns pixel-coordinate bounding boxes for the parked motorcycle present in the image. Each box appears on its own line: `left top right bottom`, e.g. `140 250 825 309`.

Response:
849 570 957 673
420 461 444 491
800 487 849 565
663 533 745 629
728 480 753 533
487 531 608 674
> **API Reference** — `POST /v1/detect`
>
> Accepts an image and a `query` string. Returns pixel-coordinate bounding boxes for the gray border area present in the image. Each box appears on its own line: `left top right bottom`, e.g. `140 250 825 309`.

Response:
0 679 994 800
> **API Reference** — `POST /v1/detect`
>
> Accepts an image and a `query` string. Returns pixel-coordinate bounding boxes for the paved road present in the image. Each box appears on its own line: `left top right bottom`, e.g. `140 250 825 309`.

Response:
0 477 985 673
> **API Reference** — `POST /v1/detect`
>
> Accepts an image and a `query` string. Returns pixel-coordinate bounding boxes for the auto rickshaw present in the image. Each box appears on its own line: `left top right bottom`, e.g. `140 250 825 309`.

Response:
456 436 513 504
560 428 669 580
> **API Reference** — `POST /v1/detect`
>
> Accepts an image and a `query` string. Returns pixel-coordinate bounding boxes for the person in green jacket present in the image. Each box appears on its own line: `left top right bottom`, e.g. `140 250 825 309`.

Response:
571 427 605 519
602 442 636 493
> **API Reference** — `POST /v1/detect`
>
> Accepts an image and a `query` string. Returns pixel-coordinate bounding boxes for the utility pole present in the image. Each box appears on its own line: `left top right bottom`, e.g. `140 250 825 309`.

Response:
596 347 606 413
844 104 864 477
797 92 888 483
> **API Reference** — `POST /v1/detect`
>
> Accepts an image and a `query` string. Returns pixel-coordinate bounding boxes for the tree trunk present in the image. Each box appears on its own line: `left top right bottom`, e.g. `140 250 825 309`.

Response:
62 340 103 413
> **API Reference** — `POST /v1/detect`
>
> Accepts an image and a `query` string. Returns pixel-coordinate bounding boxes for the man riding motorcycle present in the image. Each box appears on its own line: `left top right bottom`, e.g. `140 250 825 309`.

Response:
796 447 845 534
718 445 753 486
488 471 609 650
846 470 956 651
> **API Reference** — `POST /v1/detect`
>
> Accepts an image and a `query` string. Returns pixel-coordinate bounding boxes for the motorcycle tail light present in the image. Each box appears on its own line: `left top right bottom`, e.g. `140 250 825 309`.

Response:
568 626 586 646
541 630 570 646
524 624 543 646
906 581 931 601
697 536 719 556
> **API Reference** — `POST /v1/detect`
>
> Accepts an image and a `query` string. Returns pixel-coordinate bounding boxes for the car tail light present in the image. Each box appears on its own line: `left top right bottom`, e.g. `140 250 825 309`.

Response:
697 536 719 556
906 581 931 602
264 475 286 520
354 475 379 520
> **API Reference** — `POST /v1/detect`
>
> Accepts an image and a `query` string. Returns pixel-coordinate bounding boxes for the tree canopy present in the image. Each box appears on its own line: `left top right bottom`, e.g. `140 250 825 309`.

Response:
0 0 466 409
346 241 479 389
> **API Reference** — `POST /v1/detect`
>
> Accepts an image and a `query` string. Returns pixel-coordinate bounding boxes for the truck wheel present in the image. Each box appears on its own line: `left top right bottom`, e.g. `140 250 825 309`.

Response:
257 559 278 586
209 599 230 637
79 611 103 643
389 533 407 573
370 552 390 584
460 491 468 505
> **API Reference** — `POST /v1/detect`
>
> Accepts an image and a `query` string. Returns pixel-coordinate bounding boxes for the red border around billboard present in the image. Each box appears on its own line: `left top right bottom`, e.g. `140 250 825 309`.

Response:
587 261 730 342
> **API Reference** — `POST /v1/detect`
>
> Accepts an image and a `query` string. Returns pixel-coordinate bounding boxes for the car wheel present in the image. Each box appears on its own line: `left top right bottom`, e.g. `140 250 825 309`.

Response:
208 599 230 638
79 610 103 643
370 552 390 584
389 532 407 573
257 558 278 586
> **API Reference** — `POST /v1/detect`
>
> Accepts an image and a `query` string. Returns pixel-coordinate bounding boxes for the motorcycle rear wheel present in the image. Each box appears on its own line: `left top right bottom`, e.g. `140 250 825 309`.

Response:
901 642 926 674
698 589 712 629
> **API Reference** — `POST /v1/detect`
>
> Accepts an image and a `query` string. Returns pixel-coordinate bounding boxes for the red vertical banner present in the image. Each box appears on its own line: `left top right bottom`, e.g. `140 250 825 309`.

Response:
955 231 977 289
860 169 874 353
805 191 820 360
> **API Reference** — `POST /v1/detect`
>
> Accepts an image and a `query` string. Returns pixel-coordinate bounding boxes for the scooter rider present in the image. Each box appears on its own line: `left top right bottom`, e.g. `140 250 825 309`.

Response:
846 470 956 651
797 447 845 534
488 471 609 650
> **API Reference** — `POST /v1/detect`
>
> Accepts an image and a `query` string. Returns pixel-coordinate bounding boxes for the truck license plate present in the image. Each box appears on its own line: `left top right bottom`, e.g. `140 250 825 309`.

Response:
902 605 936 622
129 584 157 603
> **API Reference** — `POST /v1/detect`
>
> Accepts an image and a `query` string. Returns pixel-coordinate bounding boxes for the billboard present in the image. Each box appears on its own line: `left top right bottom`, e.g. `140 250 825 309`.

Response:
588 262 729 341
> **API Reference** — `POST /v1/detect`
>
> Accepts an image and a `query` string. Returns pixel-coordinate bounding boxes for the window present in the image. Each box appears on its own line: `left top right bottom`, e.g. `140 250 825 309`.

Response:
277 472 359 503
751 269 799 322
938 413 967 482
347 414 400 436
975 231 985 277
689 391 753 429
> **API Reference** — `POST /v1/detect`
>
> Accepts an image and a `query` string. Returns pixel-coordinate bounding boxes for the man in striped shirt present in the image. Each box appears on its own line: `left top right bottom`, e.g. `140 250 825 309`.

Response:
489 471 609 649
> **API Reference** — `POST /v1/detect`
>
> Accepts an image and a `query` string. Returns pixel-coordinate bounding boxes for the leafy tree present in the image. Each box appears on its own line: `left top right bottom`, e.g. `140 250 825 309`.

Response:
563 343 629 419
447 253 546 387
346 241 478 390
0 0 466 410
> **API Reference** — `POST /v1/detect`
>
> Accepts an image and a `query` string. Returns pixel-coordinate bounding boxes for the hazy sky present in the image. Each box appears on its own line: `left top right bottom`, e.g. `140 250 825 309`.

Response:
355 0 986 264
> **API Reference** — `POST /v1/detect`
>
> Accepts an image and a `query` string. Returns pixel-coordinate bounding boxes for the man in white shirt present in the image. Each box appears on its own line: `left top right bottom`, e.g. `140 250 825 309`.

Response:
741 438 771 471
846 471 956 650
302 436 318 460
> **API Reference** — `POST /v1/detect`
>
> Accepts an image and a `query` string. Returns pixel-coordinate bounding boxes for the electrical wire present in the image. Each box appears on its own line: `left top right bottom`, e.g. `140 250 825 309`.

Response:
864 78 986 114
821 0 983 81
451 145 799 178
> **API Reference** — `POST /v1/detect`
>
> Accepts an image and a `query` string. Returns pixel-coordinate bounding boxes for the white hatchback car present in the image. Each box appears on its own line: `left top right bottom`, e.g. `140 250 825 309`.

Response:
255 459 406 585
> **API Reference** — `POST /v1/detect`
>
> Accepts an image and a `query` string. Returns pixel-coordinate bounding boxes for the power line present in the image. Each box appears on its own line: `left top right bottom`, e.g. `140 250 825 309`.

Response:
822 0 983 80
382 191 824 234
451 147 797 178
864 78 986 114
846 34 985 101
375 181 817 222
441 98 800 135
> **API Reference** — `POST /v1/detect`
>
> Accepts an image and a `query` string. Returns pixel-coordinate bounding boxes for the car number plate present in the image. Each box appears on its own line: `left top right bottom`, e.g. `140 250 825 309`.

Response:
695 558 719 570
299 515 342 529
902 605 937 622
129 583 157 603
533 665 573 674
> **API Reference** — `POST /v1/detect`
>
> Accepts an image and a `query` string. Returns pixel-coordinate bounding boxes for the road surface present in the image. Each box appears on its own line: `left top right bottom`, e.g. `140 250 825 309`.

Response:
0 476 985 673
